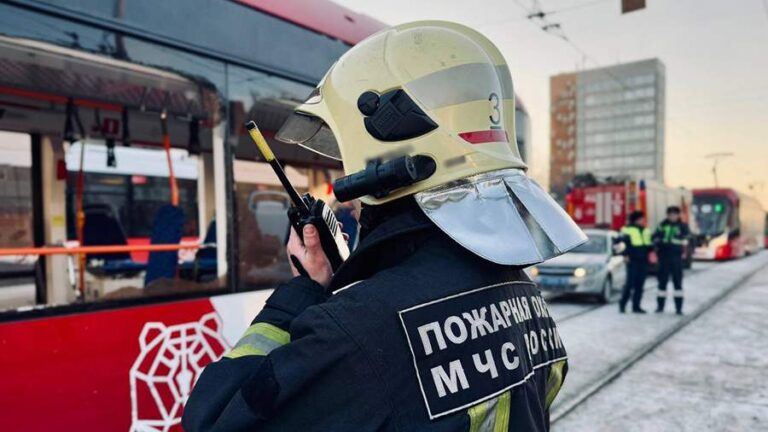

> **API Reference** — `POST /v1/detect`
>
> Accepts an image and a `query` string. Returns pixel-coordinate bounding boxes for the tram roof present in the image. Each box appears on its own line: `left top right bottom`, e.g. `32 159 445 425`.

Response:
235 1 387 45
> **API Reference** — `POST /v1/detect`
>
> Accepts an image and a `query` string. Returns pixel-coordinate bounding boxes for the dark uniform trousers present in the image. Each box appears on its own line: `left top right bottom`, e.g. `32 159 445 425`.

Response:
657 251 683 312
654 220 689 313
619 224 652 312
183 201 569 432
620 260 647 311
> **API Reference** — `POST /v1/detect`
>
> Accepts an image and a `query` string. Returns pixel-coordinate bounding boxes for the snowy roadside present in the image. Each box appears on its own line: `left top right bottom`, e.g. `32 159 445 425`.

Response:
553 256 768 431
549 252 768 421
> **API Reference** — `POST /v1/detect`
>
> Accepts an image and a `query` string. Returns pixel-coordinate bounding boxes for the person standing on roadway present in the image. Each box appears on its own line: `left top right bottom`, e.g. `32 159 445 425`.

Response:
182 21 588 432
619 211 653 314
653 206 690 314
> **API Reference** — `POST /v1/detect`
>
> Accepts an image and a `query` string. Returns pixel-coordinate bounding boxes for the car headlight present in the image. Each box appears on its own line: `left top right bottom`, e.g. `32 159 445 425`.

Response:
573 267 587 278
528 266 539 277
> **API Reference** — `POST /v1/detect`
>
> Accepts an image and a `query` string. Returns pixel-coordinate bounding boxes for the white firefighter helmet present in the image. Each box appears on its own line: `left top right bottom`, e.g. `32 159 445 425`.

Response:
277 21 585 265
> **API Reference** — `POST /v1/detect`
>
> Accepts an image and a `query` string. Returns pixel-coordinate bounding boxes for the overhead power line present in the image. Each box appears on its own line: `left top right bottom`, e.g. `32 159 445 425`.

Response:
512 0 631 90
477 0 611 32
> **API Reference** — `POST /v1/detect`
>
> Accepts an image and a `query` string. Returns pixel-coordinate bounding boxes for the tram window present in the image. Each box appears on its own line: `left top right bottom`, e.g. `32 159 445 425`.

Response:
122 37 226 119
227 65 313 146
41 140 224 308
66 174 199 239
227 67 315 291
0 3 119 58
0 132 36 311
120 0 346 80
234 162 306 290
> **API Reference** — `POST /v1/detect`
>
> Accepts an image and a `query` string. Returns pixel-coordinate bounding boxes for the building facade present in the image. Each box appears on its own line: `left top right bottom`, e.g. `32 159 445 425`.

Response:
549 72 578 200
550 59 665 200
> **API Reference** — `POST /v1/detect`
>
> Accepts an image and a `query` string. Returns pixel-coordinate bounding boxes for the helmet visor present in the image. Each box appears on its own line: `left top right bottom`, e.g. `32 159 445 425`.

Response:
415 168 587 266
275 112 341 160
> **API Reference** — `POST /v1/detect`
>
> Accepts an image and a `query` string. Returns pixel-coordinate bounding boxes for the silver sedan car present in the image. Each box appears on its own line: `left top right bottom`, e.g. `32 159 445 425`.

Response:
529 229 626 303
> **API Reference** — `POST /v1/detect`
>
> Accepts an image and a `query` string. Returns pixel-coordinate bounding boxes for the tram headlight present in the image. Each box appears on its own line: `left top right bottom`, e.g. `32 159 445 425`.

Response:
573 267 587 278
528 266 539 277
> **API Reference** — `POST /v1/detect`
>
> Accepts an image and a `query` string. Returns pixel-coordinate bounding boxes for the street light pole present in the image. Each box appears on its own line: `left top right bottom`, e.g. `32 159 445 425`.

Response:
704 152 734 188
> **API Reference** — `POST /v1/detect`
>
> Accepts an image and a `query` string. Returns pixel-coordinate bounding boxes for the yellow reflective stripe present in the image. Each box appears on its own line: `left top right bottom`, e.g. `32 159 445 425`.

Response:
545 360 567 409
225 344 266 359
663 225 674 243
243 322 290 346
468 398 489 432
493 391 510 432
224 322 290 359
467 391 511 432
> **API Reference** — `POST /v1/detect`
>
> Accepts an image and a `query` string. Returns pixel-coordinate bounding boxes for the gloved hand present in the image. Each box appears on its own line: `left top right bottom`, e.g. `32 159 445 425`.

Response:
286 224 335 288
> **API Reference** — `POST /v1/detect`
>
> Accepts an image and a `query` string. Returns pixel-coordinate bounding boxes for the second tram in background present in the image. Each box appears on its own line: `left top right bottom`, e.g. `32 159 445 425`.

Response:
692 188 765 260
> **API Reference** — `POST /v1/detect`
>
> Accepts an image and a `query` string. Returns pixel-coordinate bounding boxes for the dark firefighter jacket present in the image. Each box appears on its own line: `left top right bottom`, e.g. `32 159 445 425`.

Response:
620 223 653 262
183 199 568 432
653 219 690 255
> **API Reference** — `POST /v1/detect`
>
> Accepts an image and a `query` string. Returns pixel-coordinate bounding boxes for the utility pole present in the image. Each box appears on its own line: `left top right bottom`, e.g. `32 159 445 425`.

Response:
704 152 734 188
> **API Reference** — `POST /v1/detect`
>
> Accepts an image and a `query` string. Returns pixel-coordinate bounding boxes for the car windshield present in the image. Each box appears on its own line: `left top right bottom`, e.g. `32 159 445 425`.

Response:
571 234 608 254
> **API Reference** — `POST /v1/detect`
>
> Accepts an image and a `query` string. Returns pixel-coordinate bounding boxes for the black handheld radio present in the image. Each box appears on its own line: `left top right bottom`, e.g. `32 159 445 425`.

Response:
245 121 349 274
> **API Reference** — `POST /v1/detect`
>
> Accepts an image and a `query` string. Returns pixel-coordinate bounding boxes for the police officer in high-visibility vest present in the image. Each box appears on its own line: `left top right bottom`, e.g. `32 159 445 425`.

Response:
619 211 653 313
653 206 690 314
182 22 588 431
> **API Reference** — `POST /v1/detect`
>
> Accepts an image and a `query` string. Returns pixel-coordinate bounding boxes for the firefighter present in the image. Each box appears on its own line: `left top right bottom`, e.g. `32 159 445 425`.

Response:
619 210 653 314
653 206 690 314
182 21 587 431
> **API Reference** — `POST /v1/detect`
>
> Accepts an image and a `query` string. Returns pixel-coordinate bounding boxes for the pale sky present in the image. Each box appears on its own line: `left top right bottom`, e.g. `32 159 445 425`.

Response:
334 0 768 207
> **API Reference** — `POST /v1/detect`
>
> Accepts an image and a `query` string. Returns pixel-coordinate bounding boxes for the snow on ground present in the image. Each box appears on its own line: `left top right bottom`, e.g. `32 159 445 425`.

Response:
554 257 768 431
549 252 768 420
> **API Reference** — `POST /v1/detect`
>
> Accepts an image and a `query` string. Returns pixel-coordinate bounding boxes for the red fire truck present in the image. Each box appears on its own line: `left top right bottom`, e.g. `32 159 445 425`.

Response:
566 179 698 267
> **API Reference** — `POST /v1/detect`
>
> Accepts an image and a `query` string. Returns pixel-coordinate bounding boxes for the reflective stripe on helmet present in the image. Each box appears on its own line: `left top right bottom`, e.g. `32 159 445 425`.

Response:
459 130 509 144
406 63 514 110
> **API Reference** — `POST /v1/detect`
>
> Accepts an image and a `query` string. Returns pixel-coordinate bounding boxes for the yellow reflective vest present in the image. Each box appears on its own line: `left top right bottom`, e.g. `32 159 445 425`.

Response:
620 224 653 261
620 225 653 247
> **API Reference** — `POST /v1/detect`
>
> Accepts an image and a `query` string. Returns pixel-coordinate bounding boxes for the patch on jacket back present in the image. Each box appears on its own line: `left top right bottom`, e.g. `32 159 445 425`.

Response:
398 281 566 419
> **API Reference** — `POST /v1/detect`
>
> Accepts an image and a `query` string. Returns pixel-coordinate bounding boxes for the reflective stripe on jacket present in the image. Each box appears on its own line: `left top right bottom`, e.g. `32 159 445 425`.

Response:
654 220 690 253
